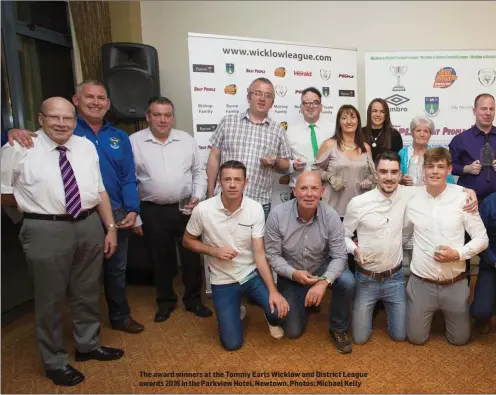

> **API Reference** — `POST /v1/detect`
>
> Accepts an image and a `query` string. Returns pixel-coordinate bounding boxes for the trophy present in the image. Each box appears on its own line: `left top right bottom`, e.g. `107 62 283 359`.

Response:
480 141 495 183
408 155 424 186
390 65 408 91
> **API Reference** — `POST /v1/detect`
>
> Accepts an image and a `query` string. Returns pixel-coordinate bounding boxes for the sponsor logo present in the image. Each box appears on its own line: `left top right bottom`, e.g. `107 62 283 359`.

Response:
295 89 303 95
425 97 440 116
390 65 407 91
433 67 457 88
322 87 330 97
338 73 354 79
280 121 288 131
224 84 237 95
338 90 355 97
225 63 235 75
198 104 213 114
320 69 331 80
294 70 312 77
196 124 217 133
275 85 287 97
478 68 496 87
385 94 410 112
194 87 216 92
192 64 215 73
279 175 290 185
109 137 120 150
451 104 472 110
280 191 291 202
274 67 286 77
246 68 265 74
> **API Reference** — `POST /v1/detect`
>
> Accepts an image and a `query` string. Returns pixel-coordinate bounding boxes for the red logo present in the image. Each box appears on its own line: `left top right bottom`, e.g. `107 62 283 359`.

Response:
295 89 303 94
339 74 354 79
194 87 216 92
294 71 312 77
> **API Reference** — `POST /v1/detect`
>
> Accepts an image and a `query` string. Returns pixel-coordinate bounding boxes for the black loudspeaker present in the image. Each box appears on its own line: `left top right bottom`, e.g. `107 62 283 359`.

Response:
102 42 160 123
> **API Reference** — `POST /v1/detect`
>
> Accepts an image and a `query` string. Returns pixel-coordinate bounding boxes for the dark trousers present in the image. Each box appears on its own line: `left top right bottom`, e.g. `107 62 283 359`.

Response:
464 232 472 284
20 213 104 370
140 201 203 310
471 259 496 319
103 208 131 325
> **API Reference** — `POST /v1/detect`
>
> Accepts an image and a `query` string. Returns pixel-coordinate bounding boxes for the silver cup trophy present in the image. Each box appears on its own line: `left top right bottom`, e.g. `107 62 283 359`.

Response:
390 65 408 91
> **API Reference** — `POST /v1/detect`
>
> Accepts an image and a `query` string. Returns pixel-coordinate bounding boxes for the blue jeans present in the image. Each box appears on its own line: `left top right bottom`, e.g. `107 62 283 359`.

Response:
352 266 406 344
211 270 279 351
103 209 131 324
262 203 271 222
277 268 355 338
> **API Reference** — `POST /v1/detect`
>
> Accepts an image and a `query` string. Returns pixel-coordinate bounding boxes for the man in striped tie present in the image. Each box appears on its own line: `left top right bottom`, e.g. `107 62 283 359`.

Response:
1 97 123 386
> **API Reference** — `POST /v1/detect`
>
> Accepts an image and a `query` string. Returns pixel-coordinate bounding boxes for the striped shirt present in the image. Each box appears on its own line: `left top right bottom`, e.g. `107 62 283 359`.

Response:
210 111 291 205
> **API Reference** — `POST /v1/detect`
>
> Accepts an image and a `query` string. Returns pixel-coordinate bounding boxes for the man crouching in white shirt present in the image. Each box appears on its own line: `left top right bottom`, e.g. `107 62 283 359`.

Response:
183 160 289 350
344 151 478 345
403 147 488 346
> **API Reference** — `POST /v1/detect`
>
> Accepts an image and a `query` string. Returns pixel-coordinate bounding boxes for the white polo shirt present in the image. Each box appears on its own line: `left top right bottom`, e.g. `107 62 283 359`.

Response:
186 193 265 285
1 130 105 215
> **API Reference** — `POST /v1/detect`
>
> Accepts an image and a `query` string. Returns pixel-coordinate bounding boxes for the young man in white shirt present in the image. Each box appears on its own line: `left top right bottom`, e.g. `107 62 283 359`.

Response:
403 147 489 346
344 151 478 345
183 160 289 351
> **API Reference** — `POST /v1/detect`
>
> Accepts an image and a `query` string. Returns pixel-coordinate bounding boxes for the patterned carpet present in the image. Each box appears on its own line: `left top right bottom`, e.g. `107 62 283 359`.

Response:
2 278 495 394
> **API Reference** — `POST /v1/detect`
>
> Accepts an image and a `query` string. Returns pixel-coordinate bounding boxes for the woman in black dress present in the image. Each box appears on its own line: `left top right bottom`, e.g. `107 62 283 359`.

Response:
363 98 403 161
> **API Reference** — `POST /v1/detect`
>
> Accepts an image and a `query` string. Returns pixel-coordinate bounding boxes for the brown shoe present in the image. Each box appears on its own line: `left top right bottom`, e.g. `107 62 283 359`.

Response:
111 317 144 334
474 317 491 335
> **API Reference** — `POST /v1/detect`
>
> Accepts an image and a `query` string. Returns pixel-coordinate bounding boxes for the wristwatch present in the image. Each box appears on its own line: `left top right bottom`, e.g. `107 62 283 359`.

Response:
107 223 118 230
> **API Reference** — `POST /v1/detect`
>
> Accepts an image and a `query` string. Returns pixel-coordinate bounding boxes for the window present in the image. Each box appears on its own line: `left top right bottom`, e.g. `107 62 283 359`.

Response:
1 1 74 129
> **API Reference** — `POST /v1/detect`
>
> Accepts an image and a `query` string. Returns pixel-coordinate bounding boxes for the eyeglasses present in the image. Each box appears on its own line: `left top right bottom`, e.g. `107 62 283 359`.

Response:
40 112 76 124
301 101 321 108
249 90 274 100
150 112 173 119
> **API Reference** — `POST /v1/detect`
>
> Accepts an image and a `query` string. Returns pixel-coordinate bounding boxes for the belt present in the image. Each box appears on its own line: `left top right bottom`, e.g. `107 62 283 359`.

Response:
356 264 402 279
412 272 468 286
23 207 96 222
141 201 178 207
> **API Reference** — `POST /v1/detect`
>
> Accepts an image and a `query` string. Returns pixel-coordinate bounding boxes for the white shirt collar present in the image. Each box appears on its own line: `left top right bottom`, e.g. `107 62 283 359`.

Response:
145 127 180 145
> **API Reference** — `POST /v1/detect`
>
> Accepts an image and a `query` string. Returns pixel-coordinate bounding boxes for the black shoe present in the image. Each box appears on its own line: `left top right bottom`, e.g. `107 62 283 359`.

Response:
185 303 213 318
75 346 124 362
46 364 85 386
111 317 145 334
474 317 491 335
154 308 173 322
330 331 352 354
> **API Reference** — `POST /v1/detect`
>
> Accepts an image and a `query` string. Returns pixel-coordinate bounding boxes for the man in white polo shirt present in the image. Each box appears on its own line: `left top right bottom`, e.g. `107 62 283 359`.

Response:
403 147 488 346
183 160 289 351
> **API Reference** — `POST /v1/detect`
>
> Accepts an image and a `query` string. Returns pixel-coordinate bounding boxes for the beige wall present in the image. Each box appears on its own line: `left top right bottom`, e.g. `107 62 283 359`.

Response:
140 0 496 134
109 1 143 43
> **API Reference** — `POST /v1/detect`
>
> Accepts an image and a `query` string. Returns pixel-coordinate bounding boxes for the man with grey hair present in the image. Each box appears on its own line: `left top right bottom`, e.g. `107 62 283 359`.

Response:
207 77 292 219
1 97 123 386
130 96 211 323
6 80 144 335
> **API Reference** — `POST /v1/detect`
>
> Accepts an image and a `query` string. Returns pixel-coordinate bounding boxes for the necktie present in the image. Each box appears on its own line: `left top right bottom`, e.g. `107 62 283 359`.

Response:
309 124 318 158
56 146 82 218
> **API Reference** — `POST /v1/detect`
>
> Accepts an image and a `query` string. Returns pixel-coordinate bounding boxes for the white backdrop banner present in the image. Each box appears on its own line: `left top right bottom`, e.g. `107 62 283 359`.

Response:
188 32 357 207
365 50 496 147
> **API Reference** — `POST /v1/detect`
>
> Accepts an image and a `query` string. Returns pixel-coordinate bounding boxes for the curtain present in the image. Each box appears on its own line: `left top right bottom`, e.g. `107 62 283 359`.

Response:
68 1 112 81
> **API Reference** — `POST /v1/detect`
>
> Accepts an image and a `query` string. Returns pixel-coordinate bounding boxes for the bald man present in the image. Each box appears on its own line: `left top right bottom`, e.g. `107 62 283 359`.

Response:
264 171 355 354
1 97 123 386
